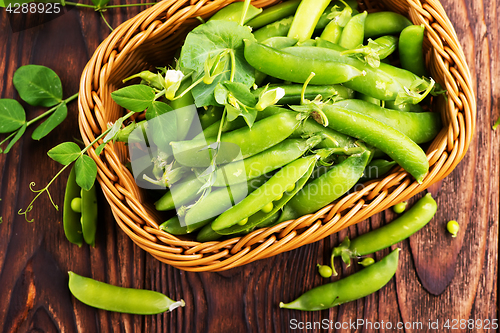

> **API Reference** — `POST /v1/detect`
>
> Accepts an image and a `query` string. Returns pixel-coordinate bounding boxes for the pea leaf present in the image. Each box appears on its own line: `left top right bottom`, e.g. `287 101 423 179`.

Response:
111 85 155 112
47 142 81 165
224 81 256 107
32 102 67 140
0 99 26 133
3 123 26 154
95 142 106 156
103 118 124 143
146 101 173 121
13 65 63 107
0 98 26 133
75 155 97 191
179 20 256 107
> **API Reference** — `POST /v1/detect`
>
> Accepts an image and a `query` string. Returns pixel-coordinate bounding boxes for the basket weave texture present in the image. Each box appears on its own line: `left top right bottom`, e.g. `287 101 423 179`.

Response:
78 0 476 271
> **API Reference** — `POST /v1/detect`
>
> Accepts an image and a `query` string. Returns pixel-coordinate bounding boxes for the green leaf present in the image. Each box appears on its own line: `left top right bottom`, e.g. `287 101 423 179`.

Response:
75 155 97 191
225 104 242 122
3 123 26 154
223 81 256 107
341 250 352 267
95 142 106 155
179 20 256 107
31 102 68 140
0 99 26 133
214 83 229 105
47 142 81 165
111 85 155 112
12 65 63 107
146 101 173 121
91 0 110 8
103 118 124 143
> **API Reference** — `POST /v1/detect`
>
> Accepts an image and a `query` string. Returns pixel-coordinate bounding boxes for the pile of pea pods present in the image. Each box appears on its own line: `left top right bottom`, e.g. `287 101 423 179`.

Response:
67 0 448 314
116 0 442 243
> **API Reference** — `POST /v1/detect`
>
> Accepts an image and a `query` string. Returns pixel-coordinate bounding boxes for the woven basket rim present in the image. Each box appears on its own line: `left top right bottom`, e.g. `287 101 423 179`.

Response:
78 0 476 271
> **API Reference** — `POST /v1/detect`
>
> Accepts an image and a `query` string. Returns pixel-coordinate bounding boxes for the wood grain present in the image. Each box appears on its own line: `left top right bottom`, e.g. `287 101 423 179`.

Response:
0 0 498 332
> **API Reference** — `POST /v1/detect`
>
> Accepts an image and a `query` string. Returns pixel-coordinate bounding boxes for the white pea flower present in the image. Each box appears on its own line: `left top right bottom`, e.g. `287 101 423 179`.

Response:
164 70 184 100
255 87 285 111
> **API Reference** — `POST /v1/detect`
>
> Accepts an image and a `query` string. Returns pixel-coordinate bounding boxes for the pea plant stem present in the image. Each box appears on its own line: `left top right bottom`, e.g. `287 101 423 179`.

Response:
18 111 134 222
100 11 114 31
0 93 79 149
27 93 79 127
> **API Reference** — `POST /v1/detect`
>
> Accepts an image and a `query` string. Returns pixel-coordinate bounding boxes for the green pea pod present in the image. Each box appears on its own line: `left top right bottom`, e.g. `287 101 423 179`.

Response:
399 25 427 77
364 12 412 38
333 99 442 143
384 100 424 112
184 176 267 231
215 159 316 235
171 112 301 167
252 84 355 105
349 193 437 255
170 79 196 141
288 0 339 42
193 106 284 142
283 43 416 101
321 104 429 183
253 1 356 42
261 36 298 49
321 21 344 44
68 272 185 314
63 167 84 247
208 138 320 187
81 185 98 247
208 2 262 24
160 216 212 235
279 248 400 311
279 150 371 222
196 224 222 242
359 159 397 182
238 211 281 235
339 11 367 50
212 155 318 231
253 16 295 42
244 40 363 85
246 0 301 29
155 174 201 211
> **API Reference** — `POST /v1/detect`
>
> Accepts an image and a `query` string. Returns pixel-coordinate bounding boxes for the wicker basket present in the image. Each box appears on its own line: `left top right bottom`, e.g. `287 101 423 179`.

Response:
78 0 475 271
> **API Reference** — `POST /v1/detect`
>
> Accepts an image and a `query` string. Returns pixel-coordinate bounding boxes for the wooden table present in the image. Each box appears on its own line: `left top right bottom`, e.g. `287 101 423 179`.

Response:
0 1 498 332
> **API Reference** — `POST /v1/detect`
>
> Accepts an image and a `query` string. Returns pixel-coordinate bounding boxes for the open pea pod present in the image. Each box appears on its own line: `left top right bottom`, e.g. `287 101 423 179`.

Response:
214 156 317 235
63 167 84 247
63 165 98 247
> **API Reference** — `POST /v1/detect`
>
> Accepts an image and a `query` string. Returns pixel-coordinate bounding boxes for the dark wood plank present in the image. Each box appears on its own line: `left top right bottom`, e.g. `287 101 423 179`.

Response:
0 0 497 332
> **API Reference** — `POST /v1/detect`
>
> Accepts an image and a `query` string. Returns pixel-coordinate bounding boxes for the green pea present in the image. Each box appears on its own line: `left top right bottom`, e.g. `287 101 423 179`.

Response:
237 217 249 226
261 202 274 213
447 220 459 238
286 183 295 192
71 197 82 213
317 264 333 278
393 202 407 214
358 257 375 267
275 192 283 201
